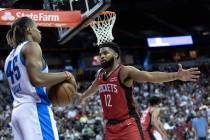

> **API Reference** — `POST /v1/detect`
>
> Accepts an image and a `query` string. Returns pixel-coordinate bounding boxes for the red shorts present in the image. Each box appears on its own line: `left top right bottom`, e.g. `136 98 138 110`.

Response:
104 117 143 140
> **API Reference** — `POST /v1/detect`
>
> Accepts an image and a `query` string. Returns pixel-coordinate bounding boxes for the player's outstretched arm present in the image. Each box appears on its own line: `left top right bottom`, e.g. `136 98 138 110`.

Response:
80 78 98 102
23 42 73 87
125 64 200 83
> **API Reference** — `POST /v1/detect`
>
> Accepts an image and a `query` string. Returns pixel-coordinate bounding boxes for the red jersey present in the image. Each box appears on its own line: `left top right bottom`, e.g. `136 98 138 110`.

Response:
141 107 155 140
141 107 153 131
97 64 140 120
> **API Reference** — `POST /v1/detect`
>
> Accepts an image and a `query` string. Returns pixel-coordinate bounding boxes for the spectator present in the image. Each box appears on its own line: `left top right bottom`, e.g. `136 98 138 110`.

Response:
192 109 208 140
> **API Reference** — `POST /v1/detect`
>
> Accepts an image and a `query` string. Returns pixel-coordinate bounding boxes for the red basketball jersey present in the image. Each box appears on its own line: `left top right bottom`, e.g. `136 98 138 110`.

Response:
97 64 140 120
141 107 154 132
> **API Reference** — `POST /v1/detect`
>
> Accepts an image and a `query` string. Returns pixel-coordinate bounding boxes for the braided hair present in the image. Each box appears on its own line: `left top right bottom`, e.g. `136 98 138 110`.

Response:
6 17 34 47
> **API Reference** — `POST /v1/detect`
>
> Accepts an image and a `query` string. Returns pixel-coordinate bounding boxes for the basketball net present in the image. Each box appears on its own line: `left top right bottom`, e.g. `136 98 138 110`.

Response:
90 11 116 45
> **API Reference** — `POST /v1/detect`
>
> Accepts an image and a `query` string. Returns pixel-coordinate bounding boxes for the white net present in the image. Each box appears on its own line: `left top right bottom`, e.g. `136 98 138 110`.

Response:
90 11 116 45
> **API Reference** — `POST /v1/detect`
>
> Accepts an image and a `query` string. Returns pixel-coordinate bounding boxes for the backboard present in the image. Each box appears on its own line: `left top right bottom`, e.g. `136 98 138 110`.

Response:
50 0 111 45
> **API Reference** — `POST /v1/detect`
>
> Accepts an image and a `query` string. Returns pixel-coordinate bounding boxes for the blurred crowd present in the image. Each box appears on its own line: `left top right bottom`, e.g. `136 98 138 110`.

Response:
0 63 210 140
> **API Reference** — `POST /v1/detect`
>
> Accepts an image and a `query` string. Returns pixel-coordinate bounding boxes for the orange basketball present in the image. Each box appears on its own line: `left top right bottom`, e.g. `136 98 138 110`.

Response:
48 81 76 107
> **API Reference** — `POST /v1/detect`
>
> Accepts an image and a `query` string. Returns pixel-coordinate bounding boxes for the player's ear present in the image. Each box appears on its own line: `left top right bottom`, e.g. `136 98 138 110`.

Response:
113 53 118 59
26 27 33 35
114 52 119 59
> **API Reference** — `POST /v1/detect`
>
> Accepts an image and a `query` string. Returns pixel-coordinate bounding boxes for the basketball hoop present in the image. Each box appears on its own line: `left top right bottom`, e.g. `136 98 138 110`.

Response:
90 11 116 45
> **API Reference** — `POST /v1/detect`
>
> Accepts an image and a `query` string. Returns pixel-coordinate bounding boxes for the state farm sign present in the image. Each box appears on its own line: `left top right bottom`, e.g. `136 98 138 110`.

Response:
0 9 81 27
16 12 60 22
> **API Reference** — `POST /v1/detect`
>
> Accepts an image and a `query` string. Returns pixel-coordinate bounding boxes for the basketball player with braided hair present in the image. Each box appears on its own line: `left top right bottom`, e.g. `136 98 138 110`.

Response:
4 17 77 140
80 42 200 140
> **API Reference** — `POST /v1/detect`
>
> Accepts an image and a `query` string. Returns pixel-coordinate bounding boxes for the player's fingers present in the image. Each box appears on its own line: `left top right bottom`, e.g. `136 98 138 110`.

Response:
72 93 81 106
191 71 200 75
189 78 197 82
67 79 77 91
67 83 76 93
178 63 182 70
189 67 199 71
72 81 77 91
191 75 200 79
71 77 77 89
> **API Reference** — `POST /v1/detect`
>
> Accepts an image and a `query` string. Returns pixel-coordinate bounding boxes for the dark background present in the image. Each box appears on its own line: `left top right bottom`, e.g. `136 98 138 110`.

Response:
0 0 210 46
0 0 210 67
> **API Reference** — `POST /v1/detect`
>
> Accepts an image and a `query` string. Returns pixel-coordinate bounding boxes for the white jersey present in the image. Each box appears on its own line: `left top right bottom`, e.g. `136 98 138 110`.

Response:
4 41 50 107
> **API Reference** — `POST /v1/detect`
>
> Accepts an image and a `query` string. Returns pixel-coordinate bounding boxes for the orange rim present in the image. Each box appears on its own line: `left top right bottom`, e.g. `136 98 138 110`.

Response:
89 11 116 26
98 11 116 15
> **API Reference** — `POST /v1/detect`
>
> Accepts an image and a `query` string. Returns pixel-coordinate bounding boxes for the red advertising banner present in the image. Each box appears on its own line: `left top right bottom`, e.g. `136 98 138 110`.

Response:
0 8 81 28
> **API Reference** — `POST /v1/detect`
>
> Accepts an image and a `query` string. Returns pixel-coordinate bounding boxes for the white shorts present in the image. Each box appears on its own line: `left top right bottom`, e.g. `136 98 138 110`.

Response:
11 103 59 140
153 130 163 140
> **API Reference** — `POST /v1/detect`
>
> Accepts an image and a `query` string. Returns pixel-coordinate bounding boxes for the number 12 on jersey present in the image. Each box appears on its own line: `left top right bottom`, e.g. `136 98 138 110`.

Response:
104 94 112 107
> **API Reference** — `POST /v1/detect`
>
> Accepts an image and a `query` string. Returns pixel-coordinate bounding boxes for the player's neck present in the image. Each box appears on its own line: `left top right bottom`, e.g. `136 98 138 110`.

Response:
25 35 34 42
104 63 119 75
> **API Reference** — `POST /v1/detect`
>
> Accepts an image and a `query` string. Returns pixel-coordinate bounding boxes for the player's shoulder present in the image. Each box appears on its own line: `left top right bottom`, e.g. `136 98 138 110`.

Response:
118 65 134 81
121 65 139 70
26 41 40 48
120 65 138 74
151 107 161 115
121 65 132 68
23 41 41 52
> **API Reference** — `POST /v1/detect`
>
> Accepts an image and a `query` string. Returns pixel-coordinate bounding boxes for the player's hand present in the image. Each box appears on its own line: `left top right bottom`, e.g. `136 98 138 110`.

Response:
71 93 81 106
65 71 77 91
80 94 87 106
70 92 86 107
177 64 200 82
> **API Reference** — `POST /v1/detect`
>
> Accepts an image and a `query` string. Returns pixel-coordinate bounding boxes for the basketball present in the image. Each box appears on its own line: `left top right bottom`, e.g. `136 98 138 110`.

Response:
48 81 77 107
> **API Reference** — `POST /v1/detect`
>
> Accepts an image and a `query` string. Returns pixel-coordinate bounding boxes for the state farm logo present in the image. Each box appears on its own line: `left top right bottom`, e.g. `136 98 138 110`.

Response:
0 8 6 11
1 12 15 21
1 11 60 22
16 12 60 22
